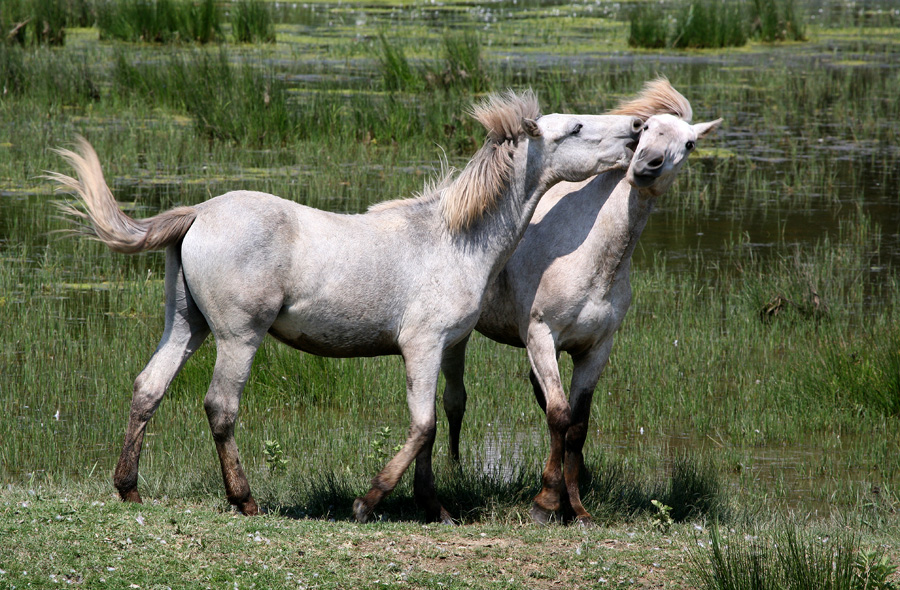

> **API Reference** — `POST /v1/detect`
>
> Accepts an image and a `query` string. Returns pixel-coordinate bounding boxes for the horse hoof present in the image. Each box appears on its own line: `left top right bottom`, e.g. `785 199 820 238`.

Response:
437 508 456 526
530 504 552 526
353 498 372 523
575 515 595 529
119 489 142 504
239 497 260 516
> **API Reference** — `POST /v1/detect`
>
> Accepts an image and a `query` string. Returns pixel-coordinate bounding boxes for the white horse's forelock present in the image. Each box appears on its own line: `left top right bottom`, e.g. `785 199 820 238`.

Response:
607 77 693 122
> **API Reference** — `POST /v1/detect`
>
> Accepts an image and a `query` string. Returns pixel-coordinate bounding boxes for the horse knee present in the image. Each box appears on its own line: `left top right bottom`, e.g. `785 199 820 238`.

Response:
546 404 571 434
411 419 437 444
204 395 238 441
442 388 467 420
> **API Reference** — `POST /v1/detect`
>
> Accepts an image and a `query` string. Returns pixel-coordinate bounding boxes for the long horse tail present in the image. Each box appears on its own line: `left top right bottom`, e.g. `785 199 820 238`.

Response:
46 136 197 254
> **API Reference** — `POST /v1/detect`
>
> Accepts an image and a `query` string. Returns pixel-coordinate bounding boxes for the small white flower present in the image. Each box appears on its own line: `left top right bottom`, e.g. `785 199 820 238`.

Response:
135 515 145 526
673 339 678 347
639 427 644 435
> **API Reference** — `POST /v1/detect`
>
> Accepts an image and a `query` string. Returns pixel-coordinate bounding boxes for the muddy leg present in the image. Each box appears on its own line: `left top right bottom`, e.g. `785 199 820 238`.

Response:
355 349 448 523
441 336 470 464
114 248 210 503
564 345 610 527
203 334 268 516
526 330 569 525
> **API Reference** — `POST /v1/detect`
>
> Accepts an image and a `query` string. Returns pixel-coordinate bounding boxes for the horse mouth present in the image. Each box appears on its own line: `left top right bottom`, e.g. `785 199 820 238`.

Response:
628 170 661 188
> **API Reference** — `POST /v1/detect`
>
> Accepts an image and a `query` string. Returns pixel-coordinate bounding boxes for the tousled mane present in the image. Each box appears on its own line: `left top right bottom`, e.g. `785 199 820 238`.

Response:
607 77 692 122
369 89 541 233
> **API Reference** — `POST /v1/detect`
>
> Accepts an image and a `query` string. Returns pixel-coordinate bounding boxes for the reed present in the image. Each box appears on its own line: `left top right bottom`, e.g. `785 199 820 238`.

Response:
96 0 221 44
231 0 275 44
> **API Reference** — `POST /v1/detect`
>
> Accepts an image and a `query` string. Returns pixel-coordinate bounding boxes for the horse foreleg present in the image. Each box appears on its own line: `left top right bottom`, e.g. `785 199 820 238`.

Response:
440 336 470 464
564 344 610 527
203 334 266 516
115 249 209 503
355 351 448 523
526 330 569 525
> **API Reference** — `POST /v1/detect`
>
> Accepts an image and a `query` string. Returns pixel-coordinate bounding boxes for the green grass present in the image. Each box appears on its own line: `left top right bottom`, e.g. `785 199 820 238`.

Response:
231 0 275 44
96 0 222 44
690 523 899 590
628 0 806 48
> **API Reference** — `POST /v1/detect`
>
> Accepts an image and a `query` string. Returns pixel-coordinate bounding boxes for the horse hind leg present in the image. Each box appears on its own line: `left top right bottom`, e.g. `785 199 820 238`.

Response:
441 335 470 464
203 323 274 516
114 247 210 503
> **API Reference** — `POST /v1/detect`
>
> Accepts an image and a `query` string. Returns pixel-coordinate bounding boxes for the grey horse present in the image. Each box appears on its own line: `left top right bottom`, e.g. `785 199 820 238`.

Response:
441 79 722 525
49 90 643 523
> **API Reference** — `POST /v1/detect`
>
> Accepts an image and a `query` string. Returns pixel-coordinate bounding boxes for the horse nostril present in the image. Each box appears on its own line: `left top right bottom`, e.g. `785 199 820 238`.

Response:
648 156 664 169
632 117 643 134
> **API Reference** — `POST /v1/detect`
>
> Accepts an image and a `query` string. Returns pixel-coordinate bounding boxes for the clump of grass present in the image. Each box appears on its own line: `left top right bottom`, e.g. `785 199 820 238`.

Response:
628 0 803 48
751 0 806 42
582 453 727 525
672 1 748 48
231 0 275 43
96 0 222 43
374 33 422 92
689 524 897 590
425 31 489 93
628 5 669 48
1 0 70 46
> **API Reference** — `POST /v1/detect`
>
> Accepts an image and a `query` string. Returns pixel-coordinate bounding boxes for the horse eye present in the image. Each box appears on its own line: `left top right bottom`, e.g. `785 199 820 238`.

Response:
643 125 649 131
686 140 695 151
571 123 583 135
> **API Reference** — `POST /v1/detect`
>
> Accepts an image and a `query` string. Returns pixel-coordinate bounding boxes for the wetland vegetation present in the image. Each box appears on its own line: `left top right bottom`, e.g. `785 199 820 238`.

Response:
1 0 899 587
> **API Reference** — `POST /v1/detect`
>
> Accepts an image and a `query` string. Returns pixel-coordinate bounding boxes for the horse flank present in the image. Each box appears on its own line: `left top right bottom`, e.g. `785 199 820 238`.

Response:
47 136 196 254
607 77 693 122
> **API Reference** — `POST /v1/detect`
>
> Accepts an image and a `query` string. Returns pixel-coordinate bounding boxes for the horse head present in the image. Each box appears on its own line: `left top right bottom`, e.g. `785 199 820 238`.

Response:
627 114 723 196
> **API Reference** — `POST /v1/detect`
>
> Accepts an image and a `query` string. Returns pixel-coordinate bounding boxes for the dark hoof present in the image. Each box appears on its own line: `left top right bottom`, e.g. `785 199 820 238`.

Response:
119 489 142 504
530 503 556 526
353 498 373 523
238 497 259 516
428 507 456 526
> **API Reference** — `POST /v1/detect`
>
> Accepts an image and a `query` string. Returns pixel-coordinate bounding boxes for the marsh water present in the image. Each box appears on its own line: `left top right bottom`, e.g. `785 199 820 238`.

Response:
2 0 899 512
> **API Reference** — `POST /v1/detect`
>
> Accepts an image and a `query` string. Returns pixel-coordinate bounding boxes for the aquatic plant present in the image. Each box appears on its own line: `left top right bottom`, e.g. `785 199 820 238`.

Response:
231 0 275 44
96 0 222 43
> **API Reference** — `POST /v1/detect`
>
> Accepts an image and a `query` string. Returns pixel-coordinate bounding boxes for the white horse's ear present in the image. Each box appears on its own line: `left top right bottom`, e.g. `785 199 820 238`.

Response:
522 118 542 138
694 118 723 140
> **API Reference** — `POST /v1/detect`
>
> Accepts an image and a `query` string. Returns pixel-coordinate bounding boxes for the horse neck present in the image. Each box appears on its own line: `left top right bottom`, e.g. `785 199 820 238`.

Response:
583 171 656 289
457 141 550 271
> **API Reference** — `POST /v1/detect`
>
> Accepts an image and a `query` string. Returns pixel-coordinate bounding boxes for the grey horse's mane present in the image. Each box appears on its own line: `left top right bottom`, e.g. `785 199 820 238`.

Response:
607 77 693 122
369 90 541 232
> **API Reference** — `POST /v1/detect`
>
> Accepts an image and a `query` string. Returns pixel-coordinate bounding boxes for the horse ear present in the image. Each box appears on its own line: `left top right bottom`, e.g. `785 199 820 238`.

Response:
694 118 723 140
522 118 542 138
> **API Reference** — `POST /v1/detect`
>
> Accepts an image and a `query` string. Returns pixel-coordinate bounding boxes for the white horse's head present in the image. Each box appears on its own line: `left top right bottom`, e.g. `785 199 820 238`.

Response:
626 114 723 196
522 113 644 183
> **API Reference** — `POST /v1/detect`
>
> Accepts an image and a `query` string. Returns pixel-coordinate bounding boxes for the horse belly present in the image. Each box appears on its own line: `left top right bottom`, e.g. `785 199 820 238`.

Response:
268 311 401 358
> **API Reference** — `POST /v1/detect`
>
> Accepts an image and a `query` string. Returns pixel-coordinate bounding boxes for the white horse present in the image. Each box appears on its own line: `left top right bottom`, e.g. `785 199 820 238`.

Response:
49 91 643 523
440 79 722 526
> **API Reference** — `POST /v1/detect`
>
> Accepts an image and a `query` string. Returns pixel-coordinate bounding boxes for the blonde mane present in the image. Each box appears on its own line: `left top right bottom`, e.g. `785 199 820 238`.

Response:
607 77 692 122
369 90 541 232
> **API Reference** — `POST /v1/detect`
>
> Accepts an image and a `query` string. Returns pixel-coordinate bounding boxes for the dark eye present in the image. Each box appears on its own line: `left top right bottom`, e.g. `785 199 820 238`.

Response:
643 124 649 131
571 123 582 135
686 140 695 151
